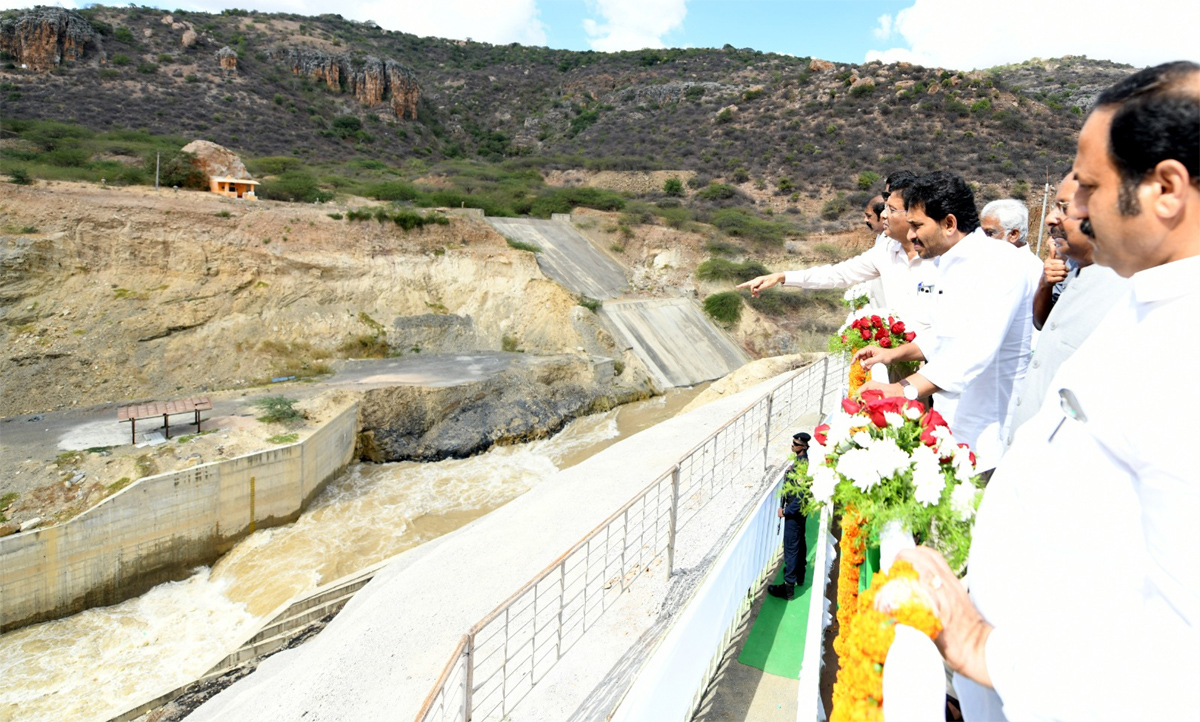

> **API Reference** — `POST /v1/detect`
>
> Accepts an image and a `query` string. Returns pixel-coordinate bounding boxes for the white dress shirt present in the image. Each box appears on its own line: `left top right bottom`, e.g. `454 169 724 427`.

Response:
783 234 935 339
917 229 1036 464
958 254 1200 722
1004 263 1128 448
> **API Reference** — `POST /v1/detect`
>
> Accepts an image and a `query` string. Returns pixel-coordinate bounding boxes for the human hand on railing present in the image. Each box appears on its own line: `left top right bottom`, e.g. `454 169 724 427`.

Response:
736 272 786 298
853 345 897 369
778 507 784 518
895 546 994 689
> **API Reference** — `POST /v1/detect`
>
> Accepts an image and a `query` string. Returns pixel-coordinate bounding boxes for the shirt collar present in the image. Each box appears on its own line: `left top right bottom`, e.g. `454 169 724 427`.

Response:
1132 254 1200 304
935 227 986 266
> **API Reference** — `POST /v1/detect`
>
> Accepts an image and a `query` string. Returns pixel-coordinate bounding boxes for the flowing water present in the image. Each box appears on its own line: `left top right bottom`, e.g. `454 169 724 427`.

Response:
0 388 705 722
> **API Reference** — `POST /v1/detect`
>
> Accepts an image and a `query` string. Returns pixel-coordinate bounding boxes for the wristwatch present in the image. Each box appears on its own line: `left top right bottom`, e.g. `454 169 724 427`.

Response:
898 378 919 400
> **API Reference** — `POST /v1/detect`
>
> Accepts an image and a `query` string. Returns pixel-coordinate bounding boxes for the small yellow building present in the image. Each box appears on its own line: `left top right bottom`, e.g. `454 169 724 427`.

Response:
209 176 259 200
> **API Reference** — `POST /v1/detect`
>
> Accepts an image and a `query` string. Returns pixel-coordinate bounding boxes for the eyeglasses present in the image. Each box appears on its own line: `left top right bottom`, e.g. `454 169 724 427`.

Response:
884 205 905 216
1053 201 1070 214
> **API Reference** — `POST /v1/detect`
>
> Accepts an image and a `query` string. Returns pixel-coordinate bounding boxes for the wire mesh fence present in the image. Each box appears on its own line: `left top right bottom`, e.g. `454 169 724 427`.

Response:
415 355 847 722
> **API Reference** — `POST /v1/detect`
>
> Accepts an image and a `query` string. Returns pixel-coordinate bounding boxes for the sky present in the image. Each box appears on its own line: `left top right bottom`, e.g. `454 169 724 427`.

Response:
5 0 1199 71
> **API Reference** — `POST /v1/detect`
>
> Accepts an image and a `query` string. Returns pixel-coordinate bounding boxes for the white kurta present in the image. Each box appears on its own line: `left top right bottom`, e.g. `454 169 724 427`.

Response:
958 254 1200 722
783 234 935 339
917 229 1036 463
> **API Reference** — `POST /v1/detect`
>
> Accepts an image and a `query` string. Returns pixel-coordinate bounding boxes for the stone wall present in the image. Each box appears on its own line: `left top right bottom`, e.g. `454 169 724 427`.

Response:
0 403 359 633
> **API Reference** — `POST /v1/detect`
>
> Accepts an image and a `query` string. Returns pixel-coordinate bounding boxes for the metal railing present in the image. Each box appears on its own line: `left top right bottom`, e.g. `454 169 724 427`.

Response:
416 355 846 722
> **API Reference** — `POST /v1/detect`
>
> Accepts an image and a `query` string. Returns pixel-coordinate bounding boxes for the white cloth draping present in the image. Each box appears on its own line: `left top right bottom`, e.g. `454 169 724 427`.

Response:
783 233 935 339
958 254 1200 722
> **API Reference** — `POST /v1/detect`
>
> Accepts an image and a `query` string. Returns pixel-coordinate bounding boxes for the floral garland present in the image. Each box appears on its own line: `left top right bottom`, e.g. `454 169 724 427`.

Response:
830 560 943 722
848 359 869 396
833 506 867 659
810 391 981 569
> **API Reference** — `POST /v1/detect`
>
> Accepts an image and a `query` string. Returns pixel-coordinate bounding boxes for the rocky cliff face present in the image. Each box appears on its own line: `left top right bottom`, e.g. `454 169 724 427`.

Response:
272 47 420 119
216 46 237 72
0 7 98 72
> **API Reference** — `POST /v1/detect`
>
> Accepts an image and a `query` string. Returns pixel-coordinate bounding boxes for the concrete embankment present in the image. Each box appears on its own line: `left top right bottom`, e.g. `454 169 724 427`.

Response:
0 403 359 634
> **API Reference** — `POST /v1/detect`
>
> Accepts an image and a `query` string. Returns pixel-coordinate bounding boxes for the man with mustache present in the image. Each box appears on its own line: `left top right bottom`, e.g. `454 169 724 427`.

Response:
1005 173 1128 447
855 170 1036 467
897 61 1200 722
738 171 935 338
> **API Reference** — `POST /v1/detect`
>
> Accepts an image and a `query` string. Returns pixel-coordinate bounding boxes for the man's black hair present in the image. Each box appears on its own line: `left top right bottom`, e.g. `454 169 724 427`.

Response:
793 432 811 443
882 170 918 200
1094 60 1200 216
870 198 886 217
904 170 980 233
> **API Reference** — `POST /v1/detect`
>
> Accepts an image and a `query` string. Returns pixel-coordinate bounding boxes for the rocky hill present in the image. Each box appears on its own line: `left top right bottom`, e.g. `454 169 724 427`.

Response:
0 6 1136 194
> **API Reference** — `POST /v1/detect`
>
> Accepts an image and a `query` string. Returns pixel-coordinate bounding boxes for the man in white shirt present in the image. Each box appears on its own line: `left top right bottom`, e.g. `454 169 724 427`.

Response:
854 171 1036 463
1004 172 1128 448
981 198 1044 286
897 60 1200 722
738 171 935 339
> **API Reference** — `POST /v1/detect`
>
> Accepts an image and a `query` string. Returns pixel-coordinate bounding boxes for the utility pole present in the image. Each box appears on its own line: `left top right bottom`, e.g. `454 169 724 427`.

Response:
155 152 160 191
1035 168 1050 257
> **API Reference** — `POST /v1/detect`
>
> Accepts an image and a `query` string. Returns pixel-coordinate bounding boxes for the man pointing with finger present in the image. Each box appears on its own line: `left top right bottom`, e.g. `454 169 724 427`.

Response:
855 171 1036 467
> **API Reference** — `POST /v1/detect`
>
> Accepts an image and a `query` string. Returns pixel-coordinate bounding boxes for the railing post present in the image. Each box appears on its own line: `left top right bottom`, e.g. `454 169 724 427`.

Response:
464 632 474 722
763 395 774 471
666 465 680 577
819 355 830 415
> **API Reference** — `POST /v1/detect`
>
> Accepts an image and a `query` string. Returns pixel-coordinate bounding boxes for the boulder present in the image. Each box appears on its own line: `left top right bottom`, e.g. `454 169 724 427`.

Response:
0 7 97 72
180 140 251 181
181 29 197 48
809 58 835 73
216 46 237 72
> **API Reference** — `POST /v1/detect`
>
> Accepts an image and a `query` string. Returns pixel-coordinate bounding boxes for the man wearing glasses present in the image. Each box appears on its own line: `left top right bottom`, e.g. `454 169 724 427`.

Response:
1005 172 1128 449
738 171 935 339
768 432 811 601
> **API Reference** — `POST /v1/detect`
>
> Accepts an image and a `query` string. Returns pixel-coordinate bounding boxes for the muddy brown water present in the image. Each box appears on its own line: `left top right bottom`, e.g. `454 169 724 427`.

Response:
0 387 705 722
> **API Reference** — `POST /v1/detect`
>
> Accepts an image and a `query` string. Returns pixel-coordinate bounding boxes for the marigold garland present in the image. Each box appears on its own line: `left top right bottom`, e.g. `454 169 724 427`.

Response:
833 507 867 659
830 560 943 722
848 359 869 396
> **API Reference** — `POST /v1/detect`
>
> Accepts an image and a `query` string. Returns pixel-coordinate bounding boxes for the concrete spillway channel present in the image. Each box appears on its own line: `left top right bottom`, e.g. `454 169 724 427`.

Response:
486 216 628 300
600 298 749 388
485 216 750 388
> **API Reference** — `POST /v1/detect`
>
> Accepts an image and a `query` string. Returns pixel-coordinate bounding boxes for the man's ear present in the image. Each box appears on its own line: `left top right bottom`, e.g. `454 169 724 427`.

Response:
942 213 958 235
1146 158 1192 222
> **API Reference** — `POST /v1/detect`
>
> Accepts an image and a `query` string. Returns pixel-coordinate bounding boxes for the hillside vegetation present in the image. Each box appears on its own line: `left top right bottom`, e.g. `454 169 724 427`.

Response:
1 6 1136 218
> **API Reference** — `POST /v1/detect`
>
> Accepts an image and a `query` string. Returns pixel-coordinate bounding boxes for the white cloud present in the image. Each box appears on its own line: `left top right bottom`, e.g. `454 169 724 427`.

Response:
872 13 892 41
866 0 1200 70
164 1 547 47
583 0 688 52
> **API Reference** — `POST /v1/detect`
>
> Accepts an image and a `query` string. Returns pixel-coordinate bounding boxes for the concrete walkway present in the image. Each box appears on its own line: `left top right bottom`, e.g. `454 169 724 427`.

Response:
186 372 796 722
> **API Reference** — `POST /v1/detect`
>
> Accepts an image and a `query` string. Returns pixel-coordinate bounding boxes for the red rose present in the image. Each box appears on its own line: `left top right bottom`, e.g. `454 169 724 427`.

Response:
814 423 830 445
841 334 848 343
841 397 864 415
860 328 871 340
875 328 888 341
891 321 905 334
871 315 883 328
904 331 916 342
879 337 892 348
922 409 949 429
863 393 908 427
888 316 895 325
859 389 884 403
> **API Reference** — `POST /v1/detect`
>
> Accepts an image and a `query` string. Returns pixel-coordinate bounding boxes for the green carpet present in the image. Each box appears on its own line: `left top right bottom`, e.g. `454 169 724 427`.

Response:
737 514 819 679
